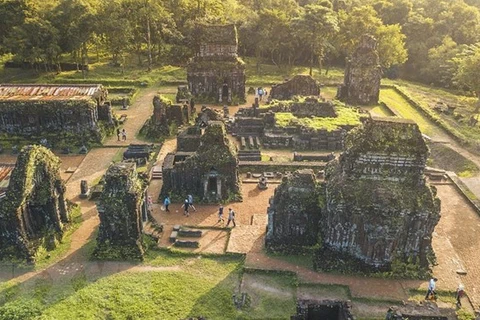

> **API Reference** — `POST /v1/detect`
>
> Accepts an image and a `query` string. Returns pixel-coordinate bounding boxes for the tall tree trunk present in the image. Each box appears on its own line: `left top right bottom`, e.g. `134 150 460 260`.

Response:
146 1 152 72
81 42 89 79
309 43 314 76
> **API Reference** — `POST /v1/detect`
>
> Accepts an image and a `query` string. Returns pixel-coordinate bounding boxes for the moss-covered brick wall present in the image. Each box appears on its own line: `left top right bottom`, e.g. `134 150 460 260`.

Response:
320 117 441 271
161 122 241 203
338 34 382 105
0 145 70 263
93 162 147 260
266 169 323 251
0 100 99 135
270 75 321 101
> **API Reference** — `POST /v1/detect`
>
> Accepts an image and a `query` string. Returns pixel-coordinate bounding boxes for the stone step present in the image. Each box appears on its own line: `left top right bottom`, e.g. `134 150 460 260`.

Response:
151 165 163 179
174 240 199 248
178 229 203 238
169 231 178 243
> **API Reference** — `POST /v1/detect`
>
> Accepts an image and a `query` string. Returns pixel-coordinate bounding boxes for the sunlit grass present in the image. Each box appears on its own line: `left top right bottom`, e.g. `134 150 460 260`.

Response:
275 106 362 131
379 89 447 138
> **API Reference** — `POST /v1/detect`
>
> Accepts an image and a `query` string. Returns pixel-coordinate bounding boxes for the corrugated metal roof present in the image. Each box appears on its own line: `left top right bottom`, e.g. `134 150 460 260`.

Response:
0 84 103 101
0 164 14 191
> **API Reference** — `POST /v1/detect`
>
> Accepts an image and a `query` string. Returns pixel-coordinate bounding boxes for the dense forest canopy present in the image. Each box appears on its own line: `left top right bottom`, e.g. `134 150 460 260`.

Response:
1 0 480 93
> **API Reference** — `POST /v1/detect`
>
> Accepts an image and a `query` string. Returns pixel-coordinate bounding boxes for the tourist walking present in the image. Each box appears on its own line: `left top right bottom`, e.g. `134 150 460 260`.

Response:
226 208 236 227
181 198 190 217
163 195 171 212
218 205 224 223
258 87 264 101
116 128 121 141
121 129 127 141
425 278 438 300
456 284 465 307
187 194 196 211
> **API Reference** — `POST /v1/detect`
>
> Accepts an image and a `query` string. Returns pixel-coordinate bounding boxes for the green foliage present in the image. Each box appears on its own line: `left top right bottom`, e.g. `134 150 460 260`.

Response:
0 299 43 320
274 105 362 131
457 308 476 320
380 256 430 279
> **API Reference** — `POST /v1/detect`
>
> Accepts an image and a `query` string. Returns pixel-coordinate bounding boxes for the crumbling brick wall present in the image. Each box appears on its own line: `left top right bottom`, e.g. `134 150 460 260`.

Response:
94 162 148 260
0 145 71 262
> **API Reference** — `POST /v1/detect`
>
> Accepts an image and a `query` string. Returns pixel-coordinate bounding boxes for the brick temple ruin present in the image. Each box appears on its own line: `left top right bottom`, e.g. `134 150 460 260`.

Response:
232 97 361 151
269 75 320 101
337 35 382 105
94 162 148 260
0 84 114 142
266 118 441 271
187 24 246 103
161 122 241 202
0 145 71 262
266 169 322 249
140 95 193 140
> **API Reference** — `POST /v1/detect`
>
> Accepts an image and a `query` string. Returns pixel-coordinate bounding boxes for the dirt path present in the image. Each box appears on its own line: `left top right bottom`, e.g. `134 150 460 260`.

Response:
245 252 411 301
1 87 163 284
104 86 160 145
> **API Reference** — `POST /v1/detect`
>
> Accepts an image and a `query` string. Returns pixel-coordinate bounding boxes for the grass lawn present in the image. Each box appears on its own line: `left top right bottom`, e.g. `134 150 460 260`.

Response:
379 89 449 139
390 81 480 146
275 104 362 131
428 143 479 177
0 252 298 320
244 57 344 87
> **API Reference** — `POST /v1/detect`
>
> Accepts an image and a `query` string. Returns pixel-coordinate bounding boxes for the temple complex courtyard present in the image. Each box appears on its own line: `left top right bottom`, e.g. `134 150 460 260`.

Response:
1 37 480 318
1 82 480 318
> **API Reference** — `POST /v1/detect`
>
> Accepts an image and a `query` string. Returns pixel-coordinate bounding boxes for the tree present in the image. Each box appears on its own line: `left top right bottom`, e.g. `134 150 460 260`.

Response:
97 0 133 70
372 0 412 26
454 47 480 105
0 0 28 54
9 16 61 70
294 1 339 75
50 0 98 75
376 24 407 68
336 5 407 69
423 36 462 87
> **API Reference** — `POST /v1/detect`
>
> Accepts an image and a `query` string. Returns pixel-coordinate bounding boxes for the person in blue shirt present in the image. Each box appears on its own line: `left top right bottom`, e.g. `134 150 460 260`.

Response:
163 195 171 212
187 194 196 212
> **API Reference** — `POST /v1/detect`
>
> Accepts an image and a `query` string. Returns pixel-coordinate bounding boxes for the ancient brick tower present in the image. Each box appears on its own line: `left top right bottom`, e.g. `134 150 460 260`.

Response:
337 34 382 105
187 24 246 104
94 162 148 260
0 145 70 262
321 117 441 269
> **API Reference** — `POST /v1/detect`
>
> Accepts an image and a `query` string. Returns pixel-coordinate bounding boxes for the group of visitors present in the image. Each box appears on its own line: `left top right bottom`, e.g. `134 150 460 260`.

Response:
116 128 127 141
425 278 464 308
217 205 236 227
181 194 196 217
161 195 237 227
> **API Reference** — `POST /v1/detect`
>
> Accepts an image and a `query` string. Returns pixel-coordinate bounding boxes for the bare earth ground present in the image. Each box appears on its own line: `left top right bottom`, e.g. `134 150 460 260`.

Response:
151 183 274 255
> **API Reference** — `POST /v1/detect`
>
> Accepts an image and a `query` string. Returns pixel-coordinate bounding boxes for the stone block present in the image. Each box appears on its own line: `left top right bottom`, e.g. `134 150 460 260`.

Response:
178 229 203 238
174 240 200 248
169 231 178 243
173 225 181 231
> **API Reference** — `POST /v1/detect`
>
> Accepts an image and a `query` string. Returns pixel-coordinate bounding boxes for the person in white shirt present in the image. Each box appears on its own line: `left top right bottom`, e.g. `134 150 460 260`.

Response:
425 278 438 300
226 208 236 227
